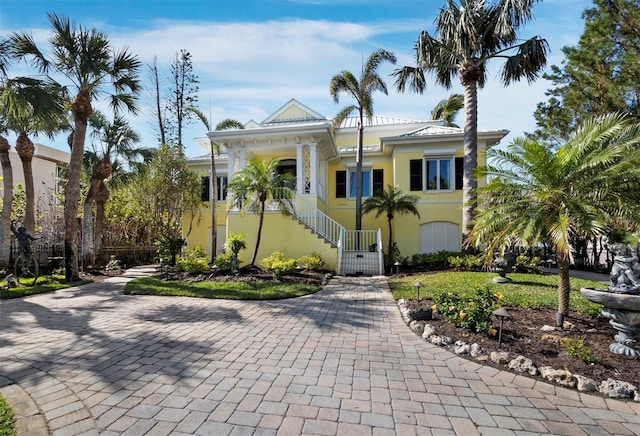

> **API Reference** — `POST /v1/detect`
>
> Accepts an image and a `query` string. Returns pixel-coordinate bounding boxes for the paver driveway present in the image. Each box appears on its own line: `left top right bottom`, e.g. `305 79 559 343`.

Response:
1 266 639 435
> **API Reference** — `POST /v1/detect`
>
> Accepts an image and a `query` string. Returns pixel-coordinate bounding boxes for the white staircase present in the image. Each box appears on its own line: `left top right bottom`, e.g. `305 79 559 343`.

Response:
285 189 384 276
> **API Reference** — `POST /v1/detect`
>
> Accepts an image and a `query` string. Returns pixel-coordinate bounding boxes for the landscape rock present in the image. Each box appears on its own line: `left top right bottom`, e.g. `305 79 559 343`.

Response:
490 351 510 364
540 325 556 332
574 375 598 392
470 343 486 358
409 320 426 334
598 378 637 399
408 307 432 321
430 335 453 346
539 366 576 388
422 324 436 339
454 340 469 355
508 355 538 376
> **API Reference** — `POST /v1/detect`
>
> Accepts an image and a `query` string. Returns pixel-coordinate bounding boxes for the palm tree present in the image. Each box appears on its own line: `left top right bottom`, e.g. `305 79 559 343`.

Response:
0 132 12 266
226 157 294 266
431 93 463 127
394 0 549 241
362 185 420 258
187 106 244 262
9 12 141 280
469 113 640 327
330 49 397 232
82 112 144 266
1 77 68 233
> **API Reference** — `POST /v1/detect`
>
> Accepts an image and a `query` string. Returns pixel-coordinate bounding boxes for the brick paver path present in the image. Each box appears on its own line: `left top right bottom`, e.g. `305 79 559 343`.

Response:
1 266 640 435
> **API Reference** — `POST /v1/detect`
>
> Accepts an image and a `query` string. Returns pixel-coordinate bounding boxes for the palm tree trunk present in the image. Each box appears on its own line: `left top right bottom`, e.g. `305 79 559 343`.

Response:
94 189 108 264
210 150 218 262
16 133 36 233
65 93 92 281
557 258 571 327
251 202 266 266
82 186 95 268
461 75 479 246
0 136 13 266
387 217 393 257
355 114 364 249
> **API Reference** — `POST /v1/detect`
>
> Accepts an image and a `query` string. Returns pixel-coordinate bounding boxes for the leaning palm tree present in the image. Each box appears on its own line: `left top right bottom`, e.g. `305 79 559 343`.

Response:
330 49 396 232
1 77 68 233
394 0 549 241
9 12 141 280
227 157 295 266
469 113 640 327
187 105 244 262
362 185 420 258
430 93 463 127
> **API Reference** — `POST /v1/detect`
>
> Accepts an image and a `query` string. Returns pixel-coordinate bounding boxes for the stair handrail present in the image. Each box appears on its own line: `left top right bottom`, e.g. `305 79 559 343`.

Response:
281 188 345 247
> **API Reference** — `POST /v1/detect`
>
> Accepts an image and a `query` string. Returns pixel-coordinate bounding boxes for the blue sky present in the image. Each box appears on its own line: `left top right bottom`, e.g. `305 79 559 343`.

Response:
1 0 590 156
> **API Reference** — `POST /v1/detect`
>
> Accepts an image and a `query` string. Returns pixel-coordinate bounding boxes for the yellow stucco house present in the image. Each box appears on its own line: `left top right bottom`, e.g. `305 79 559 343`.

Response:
186 99 508 274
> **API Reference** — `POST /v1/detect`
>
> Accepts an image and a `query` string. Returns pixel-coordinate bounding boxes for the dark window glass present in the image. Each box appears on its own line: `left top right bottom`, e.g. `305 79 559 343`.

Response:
217 176 228 201
440 160 450 190
350 171 371 197
372 169 384 196
455 157 463 190
201 176 210 202
336 170 346 198
410 159 422 191
426 160 438 190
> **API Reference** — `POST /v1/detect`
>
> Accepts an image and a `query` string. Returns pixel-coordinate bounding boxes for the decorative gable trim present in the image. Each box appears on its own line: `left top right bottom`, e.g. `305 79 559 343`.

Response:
261 98 327 125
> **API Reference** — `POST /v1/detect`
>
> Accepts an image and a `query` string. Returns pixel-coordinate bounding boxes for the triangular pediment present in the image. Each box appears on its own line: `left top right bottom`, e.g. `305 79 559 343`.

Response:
261 98 327 125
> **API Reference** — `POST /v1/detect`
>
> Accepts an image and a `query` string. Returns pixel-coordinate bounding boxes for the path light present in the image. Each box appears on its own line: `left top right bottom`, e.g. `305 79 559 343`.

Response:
493 307 512 348
414 281 423 300
394 261 401 275
210 264 218 279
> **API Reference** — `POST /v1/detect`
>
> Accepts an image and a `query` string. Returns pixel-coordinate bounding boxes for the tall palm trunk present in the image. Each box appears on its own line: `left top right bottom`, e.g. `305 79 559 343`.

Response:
82 185 96 267
0 136 13 266
210 149 218 262
65 92 92 280
355 116 364 233
387 214 393 255
94 182 109 262
461 64 479 244
15 132 36 233
557 257 571 327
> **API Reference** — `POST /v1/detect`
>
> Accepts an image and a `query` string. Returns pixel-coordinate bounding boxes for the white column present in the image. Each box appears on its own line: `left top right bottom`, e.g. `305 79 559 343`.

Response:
296 144 304 195
238 146 247 170
227 147 236 180
309 143 318 195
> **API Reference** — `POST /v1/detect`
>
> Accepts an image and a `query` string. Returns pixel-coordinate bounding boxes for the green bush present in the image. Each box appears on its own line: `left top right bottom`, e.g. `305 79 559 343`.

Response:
176 246 210 274
213 252 235 272
298 252 325 270
410 251 459 269
261 251 298 277
515 255 543 274
561 338 599 364
447 255 481 271
432 287 502 334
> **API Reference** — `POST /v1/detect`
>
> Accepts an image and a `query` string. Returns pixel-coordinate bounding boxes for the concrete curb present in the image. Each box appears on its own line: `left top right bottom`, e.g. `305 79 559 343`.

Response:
0 383 49 436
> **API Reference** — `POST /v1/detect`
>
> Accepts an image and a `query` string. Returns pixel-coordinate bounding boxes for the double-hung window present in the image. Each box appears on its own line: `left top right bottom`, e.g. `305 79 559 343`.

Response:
336 169 384 198
410 156 463 192
201 175 229 201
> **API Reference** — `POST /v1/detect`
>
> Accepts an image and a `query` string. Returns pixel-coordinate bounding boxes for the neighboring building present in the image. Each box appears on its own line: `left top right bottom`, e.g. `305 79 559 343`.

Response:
186 99 508 274
1 142 68 226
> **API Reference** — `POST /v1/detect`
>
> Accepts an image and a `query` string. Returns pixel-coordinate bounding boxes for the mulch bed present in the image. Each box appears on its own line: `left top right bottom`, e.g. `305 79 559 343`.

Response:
404 298 640 387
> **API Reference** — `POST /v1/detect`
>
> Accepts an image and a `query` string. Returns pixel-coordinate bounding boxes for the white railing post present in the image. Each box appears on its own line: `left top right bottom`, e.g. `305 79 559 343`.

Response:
377 228 383 275
337 228 344 275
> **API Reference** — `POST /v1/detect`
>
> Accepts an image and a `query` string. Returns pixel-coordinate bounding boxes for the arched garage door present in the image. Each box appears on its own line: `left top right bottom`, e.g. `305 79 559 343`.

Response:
419 221 460 253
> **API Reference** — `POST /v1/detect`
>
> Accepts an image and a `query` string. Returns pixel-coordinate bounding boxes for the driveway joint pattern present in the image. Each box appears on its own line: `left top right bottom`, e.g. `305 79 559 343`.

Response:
1 267 639 435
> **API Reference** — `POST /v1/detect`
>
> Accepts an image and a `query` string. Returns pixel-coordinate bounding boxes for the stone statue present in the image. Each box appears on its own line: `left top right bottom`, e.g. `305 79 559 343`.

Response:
609 243 640 294
492 251 516 283
581 243 640 357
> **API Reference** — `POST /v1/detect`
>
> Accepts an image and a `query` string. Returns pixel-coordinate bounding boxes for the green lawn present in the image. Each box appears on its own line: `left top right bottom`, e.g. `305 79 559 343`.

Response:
388 271 605 317
0 276 91 299
0 394 16 436
124 277 321 300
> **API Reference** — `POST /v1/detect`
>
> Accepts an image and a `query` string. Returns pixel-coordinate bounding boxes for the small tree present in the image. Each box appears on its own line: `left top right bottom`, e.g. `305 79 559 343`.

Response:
224 232 246 274
362 185 420 258
227 158 294 265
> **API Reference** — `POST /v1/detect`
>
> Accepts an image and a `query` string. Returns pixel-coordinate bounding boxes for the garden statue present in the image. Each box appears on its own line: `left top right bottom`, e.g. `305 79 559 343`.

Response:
581 243 640 357
492 251 516 283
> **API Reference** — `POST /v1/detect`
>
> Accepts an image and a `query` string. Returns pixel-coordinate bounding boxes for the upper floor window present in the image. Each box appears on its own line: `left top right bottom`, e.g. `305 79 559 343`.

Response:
336 169 384 199
410 157 463 192
201 176 229 201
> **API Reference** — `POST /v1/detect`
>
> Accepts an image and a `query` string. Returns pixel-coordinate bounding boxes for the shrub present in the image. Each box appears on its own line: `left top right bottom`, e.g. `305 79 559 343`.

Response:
515 255 543 274
213 253 234 271
298 252 325 270
561 338 599 364
176 246 210 274
447 255 481 271
262 251 298 277
432 287 503 334
410 251 459 269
